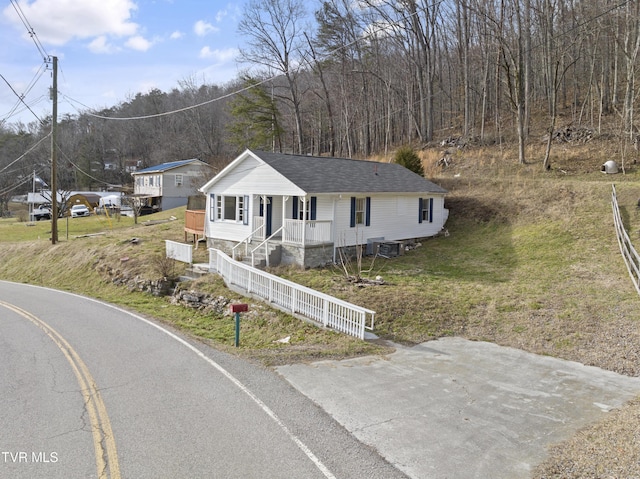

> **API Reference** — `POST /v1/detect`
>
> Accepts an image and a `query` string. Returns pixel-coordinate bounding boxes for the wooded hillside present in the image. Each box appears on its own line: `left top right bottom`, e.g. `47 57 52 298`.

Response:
1 0 638 205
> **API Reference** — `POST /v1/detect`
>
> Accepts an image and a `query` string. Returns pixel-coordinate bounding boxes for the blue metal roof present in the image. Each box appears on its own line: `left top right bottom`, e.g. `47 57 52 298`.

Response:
134 159 201 174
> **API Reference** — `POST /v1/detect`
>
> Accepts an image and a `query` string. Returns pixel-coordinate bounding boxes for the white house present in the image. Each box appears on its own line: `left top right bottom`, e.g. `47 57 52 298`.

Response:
199 149 449 268
131 159 214 211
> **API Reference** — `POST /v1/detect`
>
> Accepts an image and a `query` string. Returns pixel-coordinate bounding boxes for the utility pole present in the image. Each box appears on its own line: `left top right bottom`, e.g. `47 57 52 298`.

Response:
50 56 58 244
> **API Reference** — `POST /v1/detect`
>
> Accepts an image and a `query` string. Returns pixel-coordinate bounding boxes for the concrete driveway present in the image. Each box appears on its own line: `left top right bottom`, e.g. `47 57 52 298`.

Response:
277 337 640 479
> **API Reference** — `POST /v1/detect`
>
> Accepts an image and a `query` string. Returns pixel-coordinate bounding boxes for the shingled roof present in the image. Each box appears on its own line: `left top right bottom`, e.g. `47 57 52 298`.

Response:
252 150 447 194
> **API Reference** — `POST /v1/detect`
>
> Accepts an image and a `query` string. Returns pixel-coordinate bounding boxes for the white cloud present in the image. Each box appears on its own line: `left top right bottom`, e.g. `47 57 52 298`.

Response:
170 30 183 40
88 36 118 54
215 9 228 23
199 46 237 62
2 0 138 46
194 20 218 37
125 35 153 51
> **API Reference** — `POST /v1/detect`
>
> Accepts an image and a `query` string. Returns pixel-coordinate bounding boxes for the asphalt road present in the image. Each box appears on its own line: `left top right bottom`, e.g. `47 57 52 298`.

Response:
0 281 406 479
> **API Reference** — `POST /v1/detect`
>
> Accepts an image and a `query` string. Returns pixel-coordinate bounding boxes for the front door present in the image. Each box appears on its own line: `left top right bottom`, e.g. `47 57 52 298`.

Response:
260 197 273 237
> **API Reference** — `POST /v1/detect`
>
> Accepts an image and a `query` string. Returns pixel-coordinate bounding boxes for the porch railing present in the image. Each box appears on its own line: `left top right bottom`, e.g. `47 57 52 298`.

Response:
232 222 265 261
208 248 375 339
283 219 332 245
251 226 284 268
253 216 265 240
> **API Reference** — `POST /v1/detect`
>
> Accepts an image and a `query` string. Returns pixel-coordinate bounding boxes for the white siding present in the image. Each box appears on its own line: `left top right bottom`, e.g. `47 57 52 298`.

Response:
201 155 449 248
213 157 303 196
334 194 447 247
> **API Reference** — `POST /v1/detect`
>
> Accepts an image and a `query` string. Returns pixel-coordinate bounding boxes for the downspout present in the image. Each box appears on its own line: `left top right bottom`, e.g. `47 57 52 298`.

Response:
332 196 338 264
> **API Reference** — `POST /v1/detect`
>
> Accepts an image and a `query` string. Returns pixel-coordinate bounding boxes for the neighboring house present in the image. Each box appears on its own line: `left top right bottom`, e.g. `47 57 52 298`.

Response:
131 159 214 211
199 149 449 268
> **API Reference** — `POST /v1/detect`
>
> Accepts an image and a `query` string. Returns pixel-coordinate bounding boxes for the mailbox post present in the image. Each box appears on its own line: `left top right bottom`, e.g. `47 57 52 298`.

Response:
230 303 248 347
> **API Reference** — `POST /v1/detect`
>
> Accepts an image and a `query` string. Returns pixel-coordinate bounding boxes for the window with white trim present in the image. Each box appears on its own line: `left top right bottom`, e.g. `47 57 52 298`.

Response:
216 195 248 223
350 196 371 227
175 174 183 186
355 198 366 225
297 197 310 220
419 198 433 223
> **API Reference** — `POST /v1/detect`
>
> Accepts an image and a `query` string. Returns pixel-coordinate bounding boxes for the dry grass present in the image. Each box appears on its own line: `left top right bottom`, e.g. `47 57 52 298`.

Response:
3 134 640 475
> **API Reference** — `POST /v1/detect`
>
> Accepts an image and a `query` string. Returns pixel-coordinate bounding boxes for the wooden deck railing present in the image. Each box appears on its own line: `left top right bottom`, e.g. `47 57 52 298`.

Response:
185 210 205 234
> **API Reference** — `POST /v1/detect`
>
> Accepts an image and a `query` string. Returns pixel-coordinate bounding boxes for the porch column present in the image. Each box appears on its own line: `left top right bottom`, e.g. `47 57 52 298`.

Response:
282 196 289 242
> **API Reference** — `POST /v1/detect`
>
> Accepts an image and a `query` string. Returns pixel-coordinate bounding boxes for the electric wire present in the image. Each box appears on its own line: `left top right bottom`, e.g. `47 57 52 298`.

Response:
0 73 45 125
9 0 49 62
0 171 43 196
0 133 51 175
56 144 123 188
61 0 442 122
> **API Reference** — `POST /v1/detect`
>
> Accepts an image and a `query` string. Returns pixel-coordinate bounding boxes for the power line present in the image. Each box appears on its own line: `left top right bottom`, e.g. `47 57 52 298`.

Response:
9 0 49 62
0 169 46 196
0 133 51 175
55 144 122 188
60 2 441 122
0 65 48 125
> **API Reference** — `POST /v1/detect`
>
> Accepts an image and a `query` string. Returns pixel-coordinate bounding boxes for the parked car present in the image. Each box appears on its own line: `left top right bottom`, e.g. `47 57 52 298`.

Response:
30 205 51 221
70 204 90 218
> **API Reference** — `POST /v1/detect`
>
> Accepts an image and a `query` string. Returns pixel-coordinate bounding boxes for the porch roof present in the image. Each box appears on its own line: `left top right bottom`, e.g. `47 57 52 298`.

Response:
253 150 447 195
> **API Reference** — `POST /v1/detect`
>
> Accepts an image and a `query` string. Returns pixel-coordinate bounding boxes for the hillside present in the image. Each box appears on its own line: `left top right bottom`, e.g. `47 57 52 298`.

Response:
1 137 640 476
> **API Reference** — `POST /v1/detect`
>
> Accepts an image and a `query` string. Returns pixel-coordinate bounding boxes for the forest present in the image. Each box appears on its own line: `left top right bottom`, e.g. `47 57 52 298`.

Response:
1 0 639 211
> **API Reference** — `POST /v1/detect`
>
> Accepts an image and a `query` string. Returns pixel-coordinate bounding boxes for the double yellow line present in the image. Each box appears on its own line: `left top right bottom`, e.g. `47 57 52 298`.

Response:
0 301 121 479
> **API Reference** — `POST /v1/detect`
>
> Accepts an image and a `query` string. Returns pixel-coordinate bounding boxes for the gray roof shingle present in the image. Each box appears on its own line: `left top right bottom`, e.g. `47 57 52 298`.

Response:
252 150 447 194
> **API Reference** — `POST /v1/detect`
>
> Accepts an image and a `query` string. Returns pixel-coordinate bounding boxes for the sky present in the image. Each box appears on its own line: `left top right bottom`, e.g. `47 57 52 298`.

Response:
0 0 250 128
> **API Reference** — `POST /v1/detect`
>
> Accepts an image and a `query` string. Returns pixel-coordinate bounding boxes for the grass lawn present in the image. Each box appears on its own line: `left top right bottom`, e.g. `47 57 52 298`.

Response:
2 141 640 476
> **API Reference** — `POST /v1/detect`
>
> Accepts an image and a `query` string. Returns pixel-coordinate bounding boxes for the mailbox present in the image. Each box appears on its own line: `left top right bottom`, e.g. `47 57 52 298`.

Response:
230 303 249 313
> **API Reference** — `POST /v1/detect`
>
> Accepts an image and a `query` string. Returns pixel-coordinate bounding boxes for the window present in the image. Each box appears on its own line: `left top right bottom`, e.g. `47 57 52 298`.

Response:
355 198 365 225
419 198 433 223
238 196 245 223
209 194 216 221
224 196 236 220
149 176 153 186
298 197 310 220
215 195 249 224
175 174 183 186
292 196 317 220
350 197 371 227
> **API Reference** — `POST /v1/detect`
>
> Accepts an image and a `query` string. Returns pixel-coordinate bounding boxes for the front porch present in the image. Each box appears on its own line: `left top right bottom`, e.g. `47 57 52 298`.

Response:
232 216 334 268
252 216 333 245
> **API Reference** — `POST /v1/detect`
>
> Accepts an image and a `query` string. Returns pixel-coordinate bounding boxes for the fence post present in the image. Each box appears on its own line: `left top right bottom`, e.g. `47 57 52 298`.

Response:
291 287 297 313
322 299 329 327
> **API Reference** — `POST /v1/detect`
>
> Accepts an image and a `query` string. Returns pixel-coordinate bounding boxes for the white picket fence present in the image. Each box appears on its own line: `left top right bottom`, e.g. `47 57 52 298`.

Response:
612 185 640 295
165 240 193 264
208 248 376 339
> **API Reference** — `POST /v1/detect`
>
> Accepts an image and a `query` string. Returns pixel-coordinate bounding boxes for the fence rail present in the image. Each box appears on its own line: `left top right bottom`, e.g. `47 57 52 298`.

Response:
208 248 375 339
612 184 640 296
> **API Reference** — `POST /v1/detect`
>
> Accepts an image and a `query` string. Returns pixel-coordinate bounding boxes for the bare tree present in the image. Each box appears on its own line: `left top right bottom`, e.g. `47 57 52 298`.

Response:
238 0 309 154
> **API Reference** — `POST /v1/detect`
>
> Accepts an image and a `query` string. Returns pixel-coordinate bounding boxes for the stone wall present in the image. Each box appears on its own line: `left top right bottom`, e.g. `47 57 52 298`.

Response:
280 243 334 268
